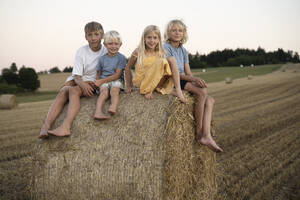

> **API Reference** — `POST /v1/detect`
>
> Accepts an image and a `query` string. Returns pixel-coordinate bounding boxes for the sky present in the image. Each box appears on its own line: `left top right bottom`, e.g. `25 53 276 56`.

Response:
0 0 299 72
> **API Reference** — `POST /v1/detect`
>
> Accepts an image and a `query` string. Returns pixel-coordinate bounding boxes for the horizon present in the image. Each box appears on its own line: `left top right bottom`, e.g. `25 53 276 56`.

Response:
1 0 299 72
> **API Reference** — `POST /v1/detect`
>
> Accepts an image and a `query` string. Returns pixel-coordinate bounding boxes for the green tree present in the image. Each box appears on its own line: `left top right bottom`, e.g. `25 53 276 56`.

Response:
1 68 19 84
49 66 61 73
18 67 40 91
10 62 18 73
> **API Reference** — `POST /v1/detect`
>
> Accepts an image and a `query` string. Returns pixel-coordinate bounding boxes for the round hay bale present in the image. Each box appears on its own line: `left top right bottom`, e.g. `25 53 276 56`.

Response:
0 94 17 109
31 92 217 200
247 75 253 80
282 69 286 72
225 77 233 84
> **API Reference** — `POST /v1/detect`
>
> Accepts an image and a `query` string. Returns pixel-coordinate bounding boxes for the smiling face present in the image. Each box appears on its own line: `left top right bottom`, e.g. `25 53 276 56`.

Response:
104 39 122 56
144 31 160 51
169 24 184 43
85 30 103 51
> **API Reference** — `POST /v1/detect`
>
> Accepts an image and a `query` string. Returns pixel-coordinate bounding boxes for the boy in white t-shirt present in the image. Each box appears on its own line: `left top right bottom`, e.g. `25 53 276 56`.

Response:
39 21 107 138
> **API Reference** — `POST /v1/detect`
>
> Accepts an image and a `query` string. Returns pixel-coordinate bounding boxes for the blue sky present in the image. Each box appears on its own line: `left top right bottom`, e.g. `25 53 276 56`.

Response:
0 0 299 72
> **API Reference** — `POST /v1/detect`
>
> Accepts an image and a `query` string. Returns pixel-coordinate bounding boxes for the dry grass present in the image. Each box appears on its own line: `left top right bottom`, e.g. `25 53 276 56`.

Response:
38 73 70 92
0 64 300 199
31 93 216 200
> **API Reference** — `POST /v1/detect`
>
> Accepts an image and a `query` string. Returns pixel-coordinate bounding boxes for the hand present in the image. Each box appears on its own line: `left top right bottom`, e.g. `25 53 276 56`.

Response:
94 79 104 87
80 82 95 97
126 86 132 94
193 78 207 88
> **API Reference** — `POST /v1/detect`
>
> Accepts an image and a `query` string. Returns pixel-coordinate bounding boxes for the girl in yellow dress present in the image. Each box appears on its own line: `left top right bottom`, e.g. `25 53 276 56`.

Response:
125 25 187 102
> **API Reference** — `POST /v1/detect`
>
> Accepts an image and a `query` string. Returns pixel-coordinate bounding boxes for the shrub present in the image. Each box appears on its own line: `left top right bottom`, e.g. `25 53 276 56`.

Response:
18 68 40 91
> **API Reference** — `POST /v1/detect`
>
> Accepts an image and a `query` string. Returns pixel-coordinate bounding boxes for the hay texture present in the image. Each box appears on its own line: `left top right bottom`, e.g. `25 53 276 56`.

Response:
225 77 233 84
31 92 217 200
0 94 17 109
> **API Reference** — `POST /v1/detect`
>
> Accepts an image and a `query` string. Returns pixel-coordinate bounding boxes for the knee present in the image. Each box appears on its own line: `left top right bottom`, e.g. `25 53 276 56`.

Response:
206 96 215 106
69 86 81 97
110 88 120 96
195 88 207 100
57 87 69 98
100 88 109 96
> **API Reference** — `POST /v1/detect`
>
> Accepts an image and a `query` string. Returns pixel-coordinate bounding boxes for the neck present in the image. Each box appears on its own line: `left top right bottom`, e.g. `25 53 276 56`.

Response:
107 52 117 56
90 44 101 52
169 40 180 48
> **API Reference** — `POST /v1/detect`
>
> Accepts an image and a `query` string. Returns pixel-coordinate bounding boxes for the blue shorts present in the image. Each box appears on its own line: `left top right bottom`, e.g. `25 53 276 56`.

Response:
180 80 188 90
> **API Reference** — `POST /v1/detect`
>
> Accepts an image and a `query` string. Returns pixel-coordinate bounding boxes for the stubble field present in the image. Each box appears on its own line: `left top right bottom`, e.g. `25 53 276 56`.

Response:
0 64 299 199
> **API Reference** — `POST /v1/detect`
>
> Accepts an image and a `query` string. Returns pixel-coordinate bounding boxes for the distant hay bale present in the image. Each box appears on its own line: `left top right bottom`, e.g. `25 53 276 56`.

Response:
225 77 233 84
0 94 17 109
282 69 286 72
247 75 253 80
31 92 217 200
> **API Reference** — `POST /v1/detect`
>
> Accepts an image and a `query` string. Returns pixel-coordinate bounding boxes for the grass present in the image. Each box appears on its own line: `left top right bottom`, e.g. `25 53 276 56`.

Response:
193 64 282 83
16 91 57 103
15 64 282 103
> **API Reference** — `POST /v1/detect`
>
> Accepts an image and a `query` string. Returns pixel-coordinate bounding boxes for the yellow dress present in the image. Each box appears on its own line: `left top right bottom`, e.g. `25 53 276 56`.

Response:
133 56 174 95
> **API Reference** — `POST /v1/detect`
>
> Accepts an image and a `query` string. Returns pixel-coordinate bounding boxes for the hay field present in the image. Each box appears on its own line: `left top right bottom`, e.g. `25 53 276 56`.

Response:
38 72 71 91
0 64 299 199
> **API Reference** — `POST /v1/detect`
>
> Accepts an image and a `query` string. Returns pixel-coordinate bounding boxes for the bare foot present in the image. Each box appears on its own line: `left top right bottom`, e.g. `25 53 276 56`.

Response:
197 134 223 153
94 113 110 120
47 125 71 137
144 92 154 100
108 107 116 115
171 90 187 103
38 124 49 139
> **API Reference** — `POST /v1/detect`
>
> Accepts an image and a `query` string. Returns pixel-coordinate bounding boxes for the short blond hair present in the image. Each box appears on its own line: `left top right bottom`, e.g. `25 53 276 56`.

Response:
103 30 122 43
164 19 188 44
84 21 104 34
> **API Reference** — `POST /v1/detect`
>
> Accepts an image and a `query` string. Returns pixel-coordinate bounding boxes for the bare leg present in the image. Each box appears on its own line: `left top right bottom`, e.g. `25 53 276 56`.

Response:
108 87 120 115
184 83 222 152
198 96 223 152
48 86 83 136
39 86 70 138
94 87 110 120
169 62 187 103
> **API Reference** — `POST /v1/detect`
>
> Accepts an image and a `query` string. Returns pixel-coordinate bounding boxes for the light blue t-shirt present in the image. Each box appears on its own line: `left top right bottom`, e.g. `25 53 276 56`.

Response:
163 43 189 74
97 52 127 79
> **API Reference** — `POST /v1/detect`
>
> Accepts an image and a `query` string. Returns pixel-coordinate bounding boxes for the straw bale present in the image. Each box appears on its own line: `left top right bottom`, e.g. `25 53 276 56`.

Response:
31 92 217 200
247 75 253 80
0 94 17 109
225 77 233 84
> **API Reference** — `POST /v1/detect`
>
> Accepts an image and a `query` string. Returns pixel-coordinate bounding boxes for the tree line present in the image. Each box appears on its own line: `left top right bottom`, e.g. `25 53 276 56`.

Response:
0 63 40 93
189 47 300 68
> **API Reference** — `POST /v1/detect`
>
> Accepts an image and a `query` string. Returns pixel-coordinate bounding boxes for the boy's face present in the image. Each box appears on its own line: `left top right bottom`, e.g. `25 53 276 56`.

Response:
104 39 122 56
85 30 103 51
145 31 159 51
169 24 184 42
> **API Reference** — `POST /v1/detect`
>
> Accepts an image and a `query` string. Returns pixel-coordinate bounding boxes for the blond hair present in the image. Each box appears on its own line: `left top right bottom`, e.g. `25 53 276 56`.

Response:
164 19 188 44
104 30 122 43
136 25 165 66
84 21 104 34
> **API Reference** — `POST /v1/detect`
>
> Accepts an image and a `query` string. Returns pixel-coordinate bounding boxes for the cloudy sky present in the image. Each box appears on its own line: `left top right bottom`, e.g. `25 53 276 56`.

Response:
0 0 299 72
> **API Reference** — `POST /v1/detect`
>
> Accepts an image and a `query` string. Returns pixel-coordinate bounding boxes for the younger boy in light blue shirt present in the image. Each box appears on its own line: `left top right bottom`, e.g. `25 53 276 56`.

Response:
94 31 127 120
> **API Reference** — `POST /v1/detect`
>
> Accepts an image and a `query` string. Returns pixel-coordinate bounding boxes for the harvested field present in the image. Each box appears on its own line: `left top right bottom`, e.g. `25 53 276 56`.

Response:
0 64 299 199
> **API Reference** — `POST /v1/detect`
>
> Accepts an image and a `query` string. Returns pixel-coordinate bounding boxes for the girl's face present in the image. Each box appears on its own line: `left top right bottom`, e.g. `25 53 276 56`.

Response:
144 31 159 51
169 24 184 42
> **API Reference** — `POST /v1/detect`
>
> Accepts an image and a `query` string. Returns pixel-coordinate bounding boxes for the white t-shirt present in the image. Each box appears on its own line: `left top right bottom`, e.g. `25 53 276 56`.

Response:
66 44 107 82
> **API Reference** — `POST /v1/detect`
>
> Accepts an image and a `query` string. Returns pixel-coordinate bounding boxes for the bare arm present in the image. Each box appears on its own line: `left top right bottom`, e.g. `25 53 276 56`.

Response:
178 63 207 88
74 75 95 97
125 51 137 93
94 69 122 87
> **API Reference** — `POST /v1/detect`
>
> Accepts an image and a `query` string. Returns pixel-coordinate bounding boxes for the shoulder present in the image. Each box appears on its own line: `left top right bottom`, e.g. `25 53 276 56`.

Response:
180 45 188 54
75 45 89 55
163 42 171 49
131 48 138 58
117 52 127 60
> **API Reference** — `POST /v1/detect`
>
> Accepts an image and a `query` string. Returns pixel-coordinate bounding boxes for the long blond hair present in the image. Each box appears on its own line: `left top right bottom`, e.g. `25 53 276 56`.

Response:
136 25 165 66
164 19 188 44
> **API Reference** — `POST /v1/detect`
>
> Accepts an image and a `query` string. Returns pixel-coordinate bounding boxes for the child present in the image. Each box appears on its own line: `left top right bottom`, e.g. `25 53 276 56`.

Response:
125 25 186 102
39 21 107 138
93 31 126 120
163 19 223 152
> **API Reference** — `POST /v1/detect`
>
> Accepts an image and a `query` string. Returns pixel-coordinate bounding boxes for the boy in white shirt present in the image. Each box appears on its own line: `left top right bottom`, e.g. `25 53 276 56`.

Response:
39 21 107 138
